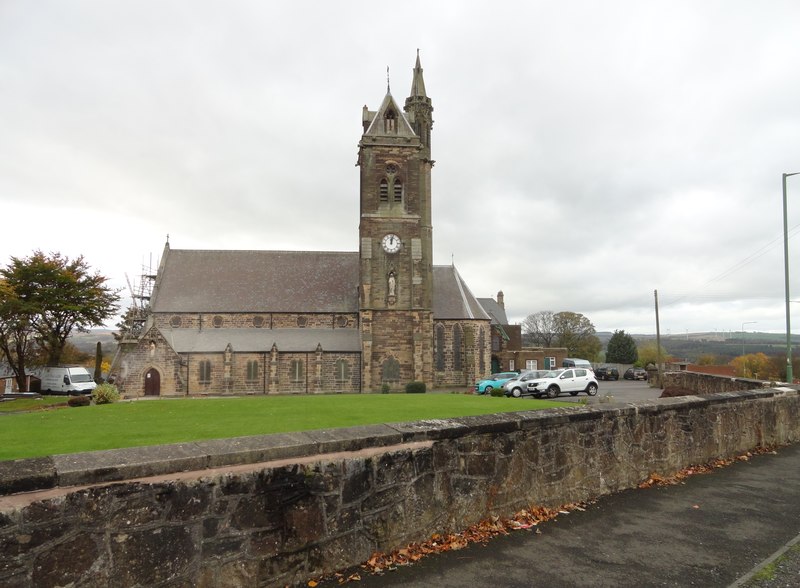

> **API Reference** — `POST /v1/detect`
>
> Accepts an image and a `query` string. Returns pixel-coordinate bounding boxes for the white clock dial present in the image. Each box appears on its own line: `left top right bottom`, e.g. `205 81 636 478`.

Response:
382 233 401 253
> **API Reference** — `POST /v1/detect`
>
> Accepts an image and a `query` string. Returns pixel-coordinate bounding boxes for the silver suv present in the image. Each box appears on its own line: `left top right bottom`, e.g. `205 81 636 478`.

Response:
503 370 560 397
526 368 599 398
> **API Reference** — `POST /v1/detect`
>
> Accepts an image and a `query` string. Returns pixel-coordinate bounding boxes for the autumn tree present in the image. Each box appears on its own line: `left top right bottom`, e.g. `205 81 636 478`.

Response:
605 330 638 364
0 251 120 370
0 278 37 391
730 352 777 380
521 310 557 347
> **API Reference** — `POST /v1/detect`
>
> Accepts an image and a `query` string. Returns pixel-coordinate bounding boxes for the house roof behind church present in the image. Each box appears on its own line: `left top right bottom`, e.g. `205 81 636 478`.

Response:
150 249 360 313
477 297 508 325
433 266 491 321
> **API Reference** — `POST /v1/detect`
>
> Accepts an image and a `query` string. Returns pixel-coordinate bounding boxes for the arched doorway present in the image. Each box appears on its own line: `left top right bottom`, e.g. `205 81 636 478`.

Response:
144 368 160 396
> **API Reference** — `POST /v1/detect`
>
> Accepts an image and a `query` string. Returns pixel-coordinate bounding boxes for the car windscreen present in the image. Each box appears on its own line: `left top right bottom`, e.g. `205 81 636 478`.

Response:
69 372 93 383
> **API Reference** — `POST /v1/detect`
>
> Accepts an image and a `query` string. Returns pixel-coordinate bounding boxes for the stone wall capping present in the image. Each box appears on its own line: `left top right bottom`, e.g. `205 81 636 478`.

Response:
304 424 403 453
447 412 524 435
53 442 211 487
389 418 472 441
201 431 315 468
0 457 56 495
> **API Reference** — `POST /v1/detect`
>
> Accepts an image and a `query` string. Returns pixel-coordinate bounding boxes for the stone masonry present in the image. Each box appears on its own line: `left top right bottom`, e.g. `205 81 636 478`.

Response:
2 388 799 587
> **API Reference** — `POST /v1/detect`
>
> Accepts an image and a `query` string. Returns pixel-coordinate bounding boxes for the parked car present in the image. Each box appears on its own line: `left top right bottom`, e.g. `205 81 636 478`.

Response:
526 368 599 398
624 367 648 381
595 366 619 381
562 358 593 370
503 370 557 398
474 372 519 395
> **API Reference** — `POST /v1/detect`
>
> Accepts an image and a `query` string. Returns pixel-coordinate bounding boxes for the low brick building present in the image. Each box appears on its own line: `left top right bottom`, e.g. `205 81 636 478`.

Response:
478 291 568 373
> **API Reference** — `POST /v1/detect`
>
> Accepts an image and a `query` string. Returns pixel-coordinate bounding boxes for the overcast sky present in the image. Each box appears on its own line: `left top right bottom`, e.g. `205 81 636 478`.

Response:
2 1 799 336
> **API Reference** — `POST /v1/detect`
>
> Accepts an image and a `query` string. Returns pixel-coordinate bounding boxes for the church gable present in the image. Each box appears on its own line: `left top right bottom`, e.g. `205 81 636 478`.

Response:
362 92 416 139
432 265 492 321
151 249 360 313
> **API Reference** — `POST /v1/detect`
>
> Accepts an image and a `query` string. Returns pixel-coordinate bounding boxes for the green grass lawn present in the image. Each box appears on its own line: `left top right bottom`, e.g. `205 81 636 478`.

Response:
0 396 68 413
0 394 568 461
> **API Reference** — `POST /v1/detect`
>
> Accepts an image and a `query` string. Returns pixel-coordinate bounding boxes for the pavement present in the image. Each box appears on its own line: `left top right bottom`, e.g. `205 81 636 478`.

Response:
316 440 800 588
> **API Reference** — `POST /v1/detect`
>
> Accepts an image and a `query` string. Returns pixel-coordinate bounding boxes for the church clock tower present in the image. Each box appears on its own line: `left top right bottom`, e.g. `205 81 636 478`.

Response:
358 53 434 390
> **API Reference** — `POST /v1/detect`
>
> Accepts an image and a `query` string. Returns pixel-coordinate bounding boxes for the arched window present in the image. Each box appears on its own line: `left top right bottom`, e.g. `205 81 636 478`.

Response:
334 358 350 382
198 360 211 384
246 360 259 382
453 325 463 371
435 324 445 371
393 180 403 202
382 357 400 382
290 359 304 383
479 328 486 374
379 179 389 202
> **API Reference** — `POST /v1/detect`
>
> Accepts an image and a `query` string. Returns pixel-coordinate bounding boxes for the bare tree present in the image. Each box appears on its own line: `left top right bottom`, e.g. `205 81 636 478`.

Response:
521 310 557 346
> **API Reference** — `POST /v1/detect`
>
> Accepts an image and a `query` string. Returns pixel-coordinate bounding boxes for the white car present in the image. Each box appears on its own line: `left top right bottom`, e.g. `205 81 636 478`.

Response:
526 368 599 399
503 370 561 398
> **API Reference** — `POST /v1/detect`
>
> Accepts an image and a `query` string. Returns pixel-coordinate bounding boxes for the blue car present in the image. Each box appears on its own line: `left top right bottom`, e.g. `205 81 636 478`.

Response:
474 372 519 395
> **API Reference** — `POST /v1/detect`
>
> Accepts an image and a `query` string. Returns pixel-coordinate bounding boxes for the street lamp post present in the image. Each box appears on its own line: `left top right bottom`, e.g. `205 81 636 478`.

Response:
783 172 799 384
741 321 757 358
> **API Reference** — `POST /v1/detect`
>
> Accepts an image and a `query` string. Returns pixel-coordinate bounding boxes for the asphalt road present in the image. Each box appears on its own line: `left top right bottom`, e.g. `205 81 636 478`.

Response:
316 441 800 588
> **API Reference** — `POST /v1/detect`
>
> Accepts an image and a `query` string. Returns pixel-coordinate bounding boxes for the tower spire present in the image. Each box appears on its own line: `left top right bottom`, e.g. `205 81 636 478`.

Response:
409 49 427 98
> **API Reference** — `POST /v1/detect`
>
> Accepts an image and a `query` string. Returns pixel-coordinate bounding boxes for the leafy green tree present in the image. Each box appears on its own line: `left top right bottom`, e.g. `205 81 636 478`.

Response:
553 311 602 361
606 330 638 364
0 251 120 368
637 341 669 368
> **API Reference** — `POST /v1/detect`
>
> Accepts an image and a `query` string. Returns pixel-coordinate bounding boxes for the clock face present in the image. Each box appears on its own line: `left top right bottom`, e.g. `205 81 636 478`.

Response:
381 233 401 253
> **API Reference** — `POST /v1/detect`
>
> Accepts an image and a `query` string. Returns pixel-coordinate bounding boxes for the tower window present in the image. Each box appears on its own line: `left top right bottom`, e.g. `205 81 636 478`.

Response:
379 179 389 202
393 180 403 202
384 109 396 133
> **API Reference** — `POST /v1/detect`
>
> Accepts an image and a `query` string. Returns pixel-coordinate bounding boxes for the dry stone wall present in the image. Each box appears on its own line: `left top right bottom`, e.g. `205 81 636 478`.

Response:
1 388 799 587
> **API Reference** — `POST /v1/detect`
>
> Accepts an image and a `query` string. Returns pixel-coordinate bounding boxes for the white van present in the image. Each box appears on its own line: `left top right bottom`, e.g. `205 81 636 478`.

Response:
36 366 97 395
562 358 593 371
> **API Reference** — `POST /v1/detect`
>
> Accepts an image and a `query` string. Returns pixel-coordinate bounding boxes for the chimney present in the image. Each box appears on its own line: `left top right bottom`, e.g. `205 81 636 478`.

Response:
497 290 505 309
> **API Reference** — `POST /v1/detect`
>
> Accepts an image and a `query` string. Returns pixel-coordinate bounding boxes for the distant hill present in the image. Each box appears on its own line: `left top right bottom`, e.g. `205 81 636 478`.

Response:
539 331 799 363
70 329 118 355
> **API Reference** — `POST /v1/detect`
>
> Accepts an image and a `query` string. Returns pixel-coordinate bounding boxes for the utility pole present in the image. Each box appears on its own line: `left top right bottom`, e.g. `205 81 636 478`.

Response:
654 289 662 385
783 172 799 384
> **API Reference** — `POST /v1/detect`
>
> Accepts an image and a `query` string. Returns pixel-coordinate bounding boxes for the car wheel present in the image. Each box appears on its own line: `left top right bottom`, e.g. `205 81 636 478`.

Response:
586 383 598 396
484 385 493 394
546 385 559 399
512 387 522 398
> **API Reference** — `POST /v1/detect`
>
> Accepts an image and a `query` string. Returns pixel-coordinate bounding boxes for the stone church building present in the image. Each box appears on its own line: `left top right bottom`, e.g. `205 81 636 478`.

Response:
111 55 495 396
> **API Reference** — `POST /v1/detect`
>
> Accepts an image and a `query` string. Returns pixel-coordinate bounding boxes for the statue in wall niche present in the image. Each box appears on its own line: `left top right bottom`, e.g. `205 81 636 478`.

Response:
388 271 396 297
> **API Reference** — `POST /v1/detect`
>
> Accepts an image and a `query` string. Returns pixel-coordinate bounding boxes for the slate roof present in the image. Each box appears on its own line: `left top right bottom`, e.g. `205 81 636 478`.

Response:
477 297 508 325
432 266 491 321
150 249 360 314
160 328 361 353
149 248 490 323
